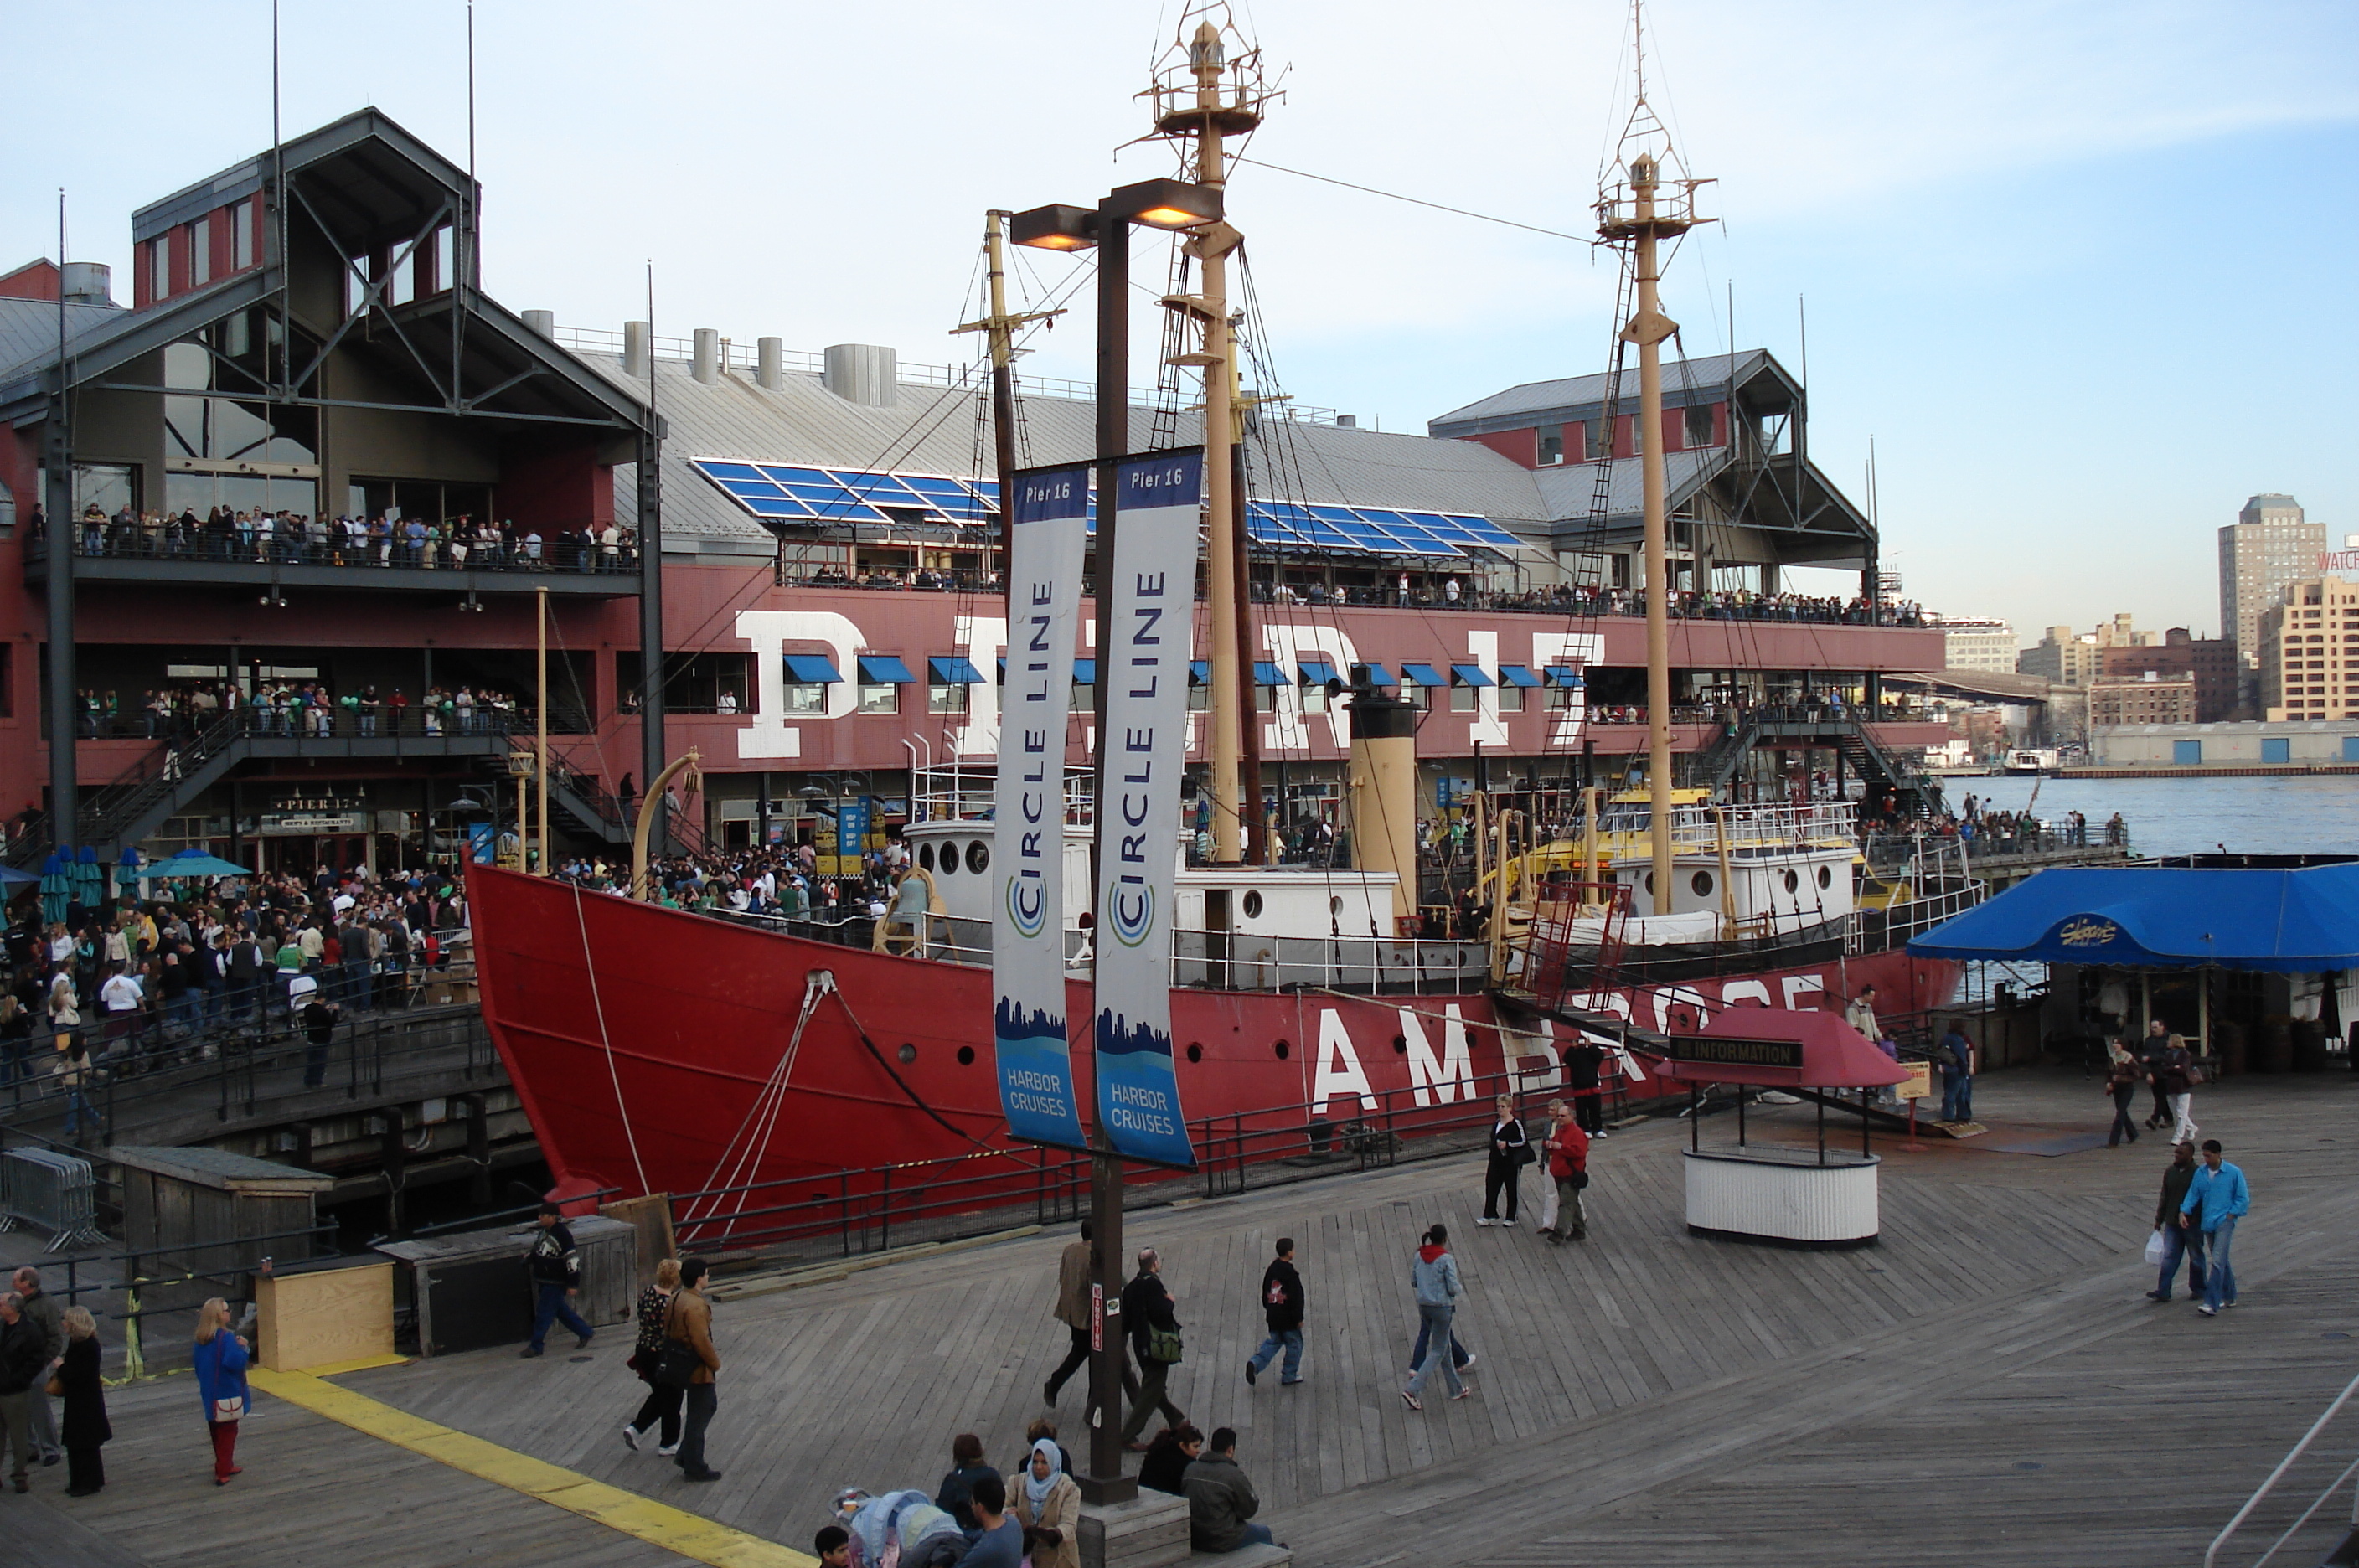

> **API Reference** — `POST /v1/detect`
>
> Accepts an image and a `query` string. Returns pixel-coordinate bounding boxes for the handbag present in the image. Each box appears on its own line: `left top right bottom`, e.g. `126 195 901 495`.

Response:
207 1338 245 1422
1145 1325 1185 1365
653 1298 702 1388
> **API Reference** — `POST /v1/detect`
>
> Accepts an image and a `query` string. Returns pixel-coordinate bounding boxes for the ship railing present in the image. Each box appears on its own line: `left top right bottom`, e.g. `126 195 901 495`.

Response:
907 763 1095 827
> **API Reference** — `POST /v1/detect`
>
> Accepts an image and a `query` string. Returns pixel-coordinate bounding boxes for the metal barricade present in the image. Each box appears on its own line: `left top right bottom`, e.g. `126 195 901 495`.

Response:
0 1148 108 1251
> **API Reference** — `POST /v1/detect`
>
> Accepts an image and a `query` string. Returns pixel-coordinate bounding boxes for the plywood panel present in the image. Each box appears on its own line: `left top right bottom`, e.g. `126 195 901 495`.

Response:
258 1261 395 1371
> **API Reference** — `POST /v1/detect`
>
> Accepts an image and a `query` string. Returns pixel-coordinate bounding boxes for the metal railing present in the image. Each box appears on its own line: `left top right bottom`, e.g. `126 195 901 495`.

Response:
0 1147 106 1251
34 527 641 575
2206 1368 2359 1568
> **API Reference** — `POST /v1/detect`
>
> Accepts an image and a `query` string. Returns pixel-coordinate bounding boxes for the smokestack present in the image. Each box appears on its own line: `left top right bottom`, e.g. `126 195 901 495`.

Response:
822 343 898 408
522 309 555 338
756 336 784 390
622 320 652 379
692 328 720 384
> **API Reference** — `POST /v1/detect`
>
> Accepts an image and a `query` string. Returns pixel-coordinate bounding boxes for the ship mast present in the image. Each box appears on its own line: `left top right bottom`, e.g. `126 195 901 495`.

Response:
1596 18 1708 916
1152 11 1267 864
953 213 1062 576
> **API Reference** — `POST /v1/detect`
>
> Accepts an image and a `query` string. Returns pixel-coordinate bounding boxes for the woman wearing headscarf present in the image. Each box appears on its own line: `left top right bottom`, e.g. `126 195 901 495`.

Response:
58 1306 109 1497
191 1297 250 1484
1011 1435 1081 1568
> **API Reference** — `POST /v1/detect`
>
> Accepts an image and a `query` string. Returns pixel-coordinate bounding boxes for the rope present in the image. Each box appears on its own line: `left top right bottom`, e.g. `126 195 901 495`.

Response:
678 969 834 1236
570 880 651 1195
825 983 997 1153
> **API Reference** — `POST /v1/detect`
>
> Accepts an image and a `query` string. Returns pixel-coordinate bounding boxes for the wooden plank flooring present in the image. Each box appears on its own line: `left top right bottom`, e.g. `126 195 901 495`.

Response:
38 1063 2359 1566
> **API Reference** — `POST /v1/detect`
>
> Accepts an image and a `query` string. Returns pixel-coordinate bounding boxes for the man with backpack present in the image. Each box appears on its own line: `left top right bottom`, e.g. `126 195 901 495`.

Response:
520 1202 595 1359
1243 1238 1305 1387
1934 1021 1974 1122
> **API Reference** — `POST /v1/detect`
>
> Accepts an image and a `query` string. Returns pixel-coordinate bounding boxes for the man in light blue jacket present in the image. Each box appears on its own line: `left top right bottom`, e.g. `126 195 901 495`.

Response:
1401 1225 1468 1411
2179 1138 2250 1317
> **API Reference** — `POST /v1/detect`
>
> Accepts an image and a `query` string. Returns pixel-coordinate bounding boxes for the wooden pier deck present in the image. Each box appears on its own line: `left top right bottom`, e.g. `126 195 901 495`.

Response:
18 1063 2359 1565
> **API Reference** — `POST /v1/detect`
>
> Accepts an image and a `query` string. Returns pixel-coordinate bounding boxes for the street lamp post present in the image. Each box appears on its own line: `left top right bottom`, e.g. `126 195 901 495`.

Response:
1010 175 1221 1507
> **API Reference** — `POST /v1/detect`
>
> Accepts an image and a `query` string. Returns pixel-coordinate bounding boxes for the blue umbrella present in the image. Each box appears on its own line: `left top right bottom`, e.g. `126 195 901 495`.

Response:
72 845 105 907
115 847 143 892
0 864 37 888
136 848 255 881
39 851 68 926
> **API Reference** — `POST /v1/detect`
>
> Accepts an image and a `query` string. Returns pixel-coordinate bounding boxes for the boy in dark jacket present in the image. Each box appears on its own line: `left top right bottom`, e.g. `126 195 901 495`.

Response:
1243 1239 1305 1387
521 1203 594 1357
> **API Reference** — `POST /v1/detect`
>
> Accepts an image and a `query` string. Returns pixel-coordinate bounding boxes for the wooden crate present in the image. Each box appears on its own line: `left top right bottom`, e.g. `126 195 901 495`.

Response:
256 1259 395 1371
1080 1490 1190 1568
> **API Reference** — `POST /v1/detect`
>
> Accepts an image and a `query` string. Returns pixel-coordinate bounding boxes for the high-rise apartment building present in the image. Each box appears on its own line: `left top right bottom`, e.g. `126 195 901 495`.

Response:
2260 577 2359 721
2016 614 2153 686
2220 493 2325 669
1934 616 2018 673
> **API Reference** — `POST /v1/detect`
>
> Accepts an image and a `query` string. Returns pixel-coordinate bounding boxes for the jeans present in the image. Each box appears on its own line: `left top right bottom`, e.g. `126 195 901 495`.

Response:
1121 1355 1185 1442
1408 1316 1470 1372
343 963 373 1012
2169 1093 2197 1144
675 1383 720 1474
1247 1328 1303 1383
1941 1071 1973 1122
1405 1303 1464 1398
529 1283 594 1350
2201 1217 2238 1310
2108 1086 2139 1146
62 1088 97 1137
2157 1221 2207 1299
1231 1524 1278 1549
303 1037 331 1088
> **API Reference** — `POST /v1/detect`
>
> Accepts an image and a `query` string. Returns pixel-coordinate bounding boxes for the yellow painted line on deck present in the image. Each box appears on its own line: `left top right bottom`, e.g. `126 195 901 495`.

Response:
250 1368 815 1568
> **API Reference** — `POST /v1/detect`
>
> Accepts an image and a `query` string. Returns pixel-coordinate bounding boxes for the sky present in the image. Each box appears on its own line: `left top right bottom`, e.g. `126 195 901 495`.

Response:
7 0 2355 645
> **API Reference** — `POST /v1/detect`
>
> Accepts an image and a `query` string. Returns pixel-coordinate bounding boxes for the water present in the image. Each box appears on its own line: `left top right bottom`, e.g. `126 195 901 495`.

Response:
1945 774 2359 859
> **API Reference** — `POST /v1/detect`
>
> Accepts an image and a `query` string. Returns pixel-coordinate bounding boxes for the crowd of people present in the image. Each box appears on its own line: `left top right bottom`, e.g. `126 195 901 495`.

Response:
68 679 540 742
41 505 637 575
3 864 469 1133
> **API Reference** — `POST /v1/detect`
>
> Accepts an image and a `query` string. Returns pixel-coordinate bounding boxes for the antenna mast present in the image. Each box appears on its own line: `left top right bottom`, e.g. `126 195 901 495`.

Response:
1596 0 1713 915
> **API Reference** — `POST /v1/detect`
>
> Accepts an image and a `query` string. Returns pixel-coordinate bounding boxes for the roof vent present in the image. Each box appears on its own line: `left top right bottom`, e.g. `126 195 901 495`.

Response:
1334 414 1357 428
757 337 784 391
622 320 651 379
60 262 111 307
692 328 720 385
522 309 555 338
823 343 898 408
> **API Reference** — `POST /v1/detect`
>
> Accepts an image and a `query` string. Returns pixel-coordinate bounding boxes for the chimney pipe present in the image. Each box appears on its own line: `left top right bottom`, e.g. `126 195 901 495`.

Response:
692 328 720 384
522 308 555 338
756 336 784 390
622 320 652 379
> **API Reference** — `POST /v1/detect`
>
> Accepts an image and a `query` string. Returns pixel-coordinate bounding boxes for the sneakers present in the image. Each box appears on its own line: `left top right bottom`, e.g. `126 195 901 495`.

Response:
1244 1359 1257 1386
1500 1220 1517 1229
1458 1353 1478 1371
1474 1217 1495 1227
2197 1305 2217 1317
623 1424 643 1452
520 1345 545 1358
658 1442 680 1457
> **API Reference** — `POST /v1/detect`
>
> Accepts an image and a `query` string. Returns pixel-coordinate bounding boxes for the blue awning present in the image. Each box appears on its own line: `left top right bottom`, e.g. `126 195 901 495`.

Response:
783 654 843 683
1298 659 1339 685
1907 864 2359 973
1450 663 1495 688
929 656 984 684
855 654 915 683
1189 660 1211 683
1497 663 1541 688
1544 666 1585 688
1072 659 1097 684
1253 662 1288 686
1358 663 1397 687
1400 663 1446 687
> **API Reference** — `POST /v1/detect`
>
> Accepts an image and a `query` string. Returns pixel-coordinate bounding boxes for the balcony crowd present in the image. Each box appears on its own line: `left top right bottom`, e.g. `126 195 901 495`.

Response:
38 506 639 575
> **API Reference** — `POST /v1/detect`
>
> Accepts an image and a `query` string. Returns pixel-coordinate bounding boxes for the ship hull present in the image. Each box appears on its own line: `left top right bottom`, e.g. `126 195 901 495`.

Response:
468 867 1960 1219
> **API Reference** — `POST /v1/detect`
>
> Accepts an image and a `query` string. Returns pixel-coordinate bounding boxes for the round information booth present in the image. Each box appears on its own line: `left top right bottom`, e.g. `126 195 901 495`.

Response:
1652 1007 1908 1249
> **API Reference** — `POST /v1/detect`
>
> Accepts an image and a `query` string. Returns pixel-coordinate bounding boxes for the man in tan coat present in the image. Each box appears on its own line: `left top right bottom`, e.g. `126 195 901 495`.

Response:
666 1257 721 1482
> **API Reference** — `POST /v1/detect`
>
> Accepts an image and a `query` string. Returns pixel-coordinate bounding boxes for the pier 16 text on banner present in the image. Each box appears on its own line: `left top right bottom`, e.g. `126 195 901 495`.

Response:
991 464 1092 1152
1092 450 1203 1168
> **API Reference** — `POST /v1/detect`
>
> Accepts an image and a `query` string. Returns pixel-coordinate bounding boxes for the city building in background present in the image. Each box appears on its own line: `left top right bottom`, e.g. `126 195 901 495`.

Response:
2219 493 2324 675
2098 627 2240 724
2088 670 2198 727
1933 615 2017 673
2016 614 2152 687
2092 717 2359 768
2259 576 2359 722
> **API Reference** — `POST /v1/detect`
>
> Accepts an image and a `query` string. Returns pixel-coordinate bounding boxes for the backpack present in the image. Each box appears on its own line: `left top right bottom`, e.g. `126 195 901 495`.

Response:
1932 1037 1961 1070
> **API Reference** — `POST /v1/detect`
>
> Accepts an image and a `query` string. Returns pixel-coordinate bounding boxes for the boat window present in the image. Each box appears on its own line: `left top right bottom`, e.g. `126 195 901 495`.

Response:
1242 890 1263 920
1272 1039 1290 1060
1691 871 1713 898
918 843 935 872
897 1044 917 1064
1186 1043 1203 1063
966 841 989 874
1817 864 1833 889
937 843 958 876
1783 868 1799 894
956 1046 976 1065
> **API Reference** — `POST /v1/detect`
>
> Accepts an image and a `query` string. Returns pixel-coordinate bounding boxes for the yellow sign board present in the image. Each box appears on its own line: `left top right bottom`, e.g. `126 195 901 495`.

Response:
1898 1062 1934 1101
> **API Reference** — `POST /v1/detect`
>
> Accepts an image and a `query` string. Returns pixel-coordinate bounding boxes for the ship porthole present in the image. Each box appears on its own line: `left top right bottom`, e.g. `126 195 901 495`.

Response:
897 1043 917 1064
1186 1043 1203 1063
937 843 958 876
967 841 989 874
1273 1039 1291 1060
1391 1034 1407 1055
1783 868 1799 894
956 1045 975 1066
1691 871 1714 897
1817 864 1833 890
918 843 936 872
1242 890 1264 920
1644 872 1655 895
1329 896 1343 917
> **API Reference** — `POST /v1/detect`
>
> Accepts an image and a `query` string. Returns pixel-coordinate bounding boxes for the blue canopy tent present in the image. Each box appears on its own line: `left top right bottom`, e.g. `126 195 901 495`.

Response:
0 864 38 889
1907 864 2359 974
136 848 256 882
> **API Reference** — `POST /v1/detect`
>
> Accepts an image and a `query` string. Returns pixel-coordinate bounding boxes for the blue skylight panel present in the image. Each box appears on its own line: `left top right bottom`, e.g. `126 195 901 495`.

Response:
694 461 766 482
717 478 787 500
756 466 835 487
833 472 922 504
743 497 809 518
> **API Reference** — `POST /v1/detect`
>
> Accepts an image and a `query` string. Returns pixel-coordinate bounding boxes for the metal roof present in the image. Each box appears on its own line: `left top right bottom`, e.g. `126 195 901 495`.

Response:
0 297 131 386
580 351 1553 559
1427 348 1779 435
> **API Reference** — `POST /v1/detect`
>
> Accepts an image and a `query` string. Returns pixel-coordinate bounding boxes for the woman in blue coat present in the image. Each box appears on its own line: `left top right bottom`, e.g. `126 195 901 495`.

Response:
191 1298 250 1485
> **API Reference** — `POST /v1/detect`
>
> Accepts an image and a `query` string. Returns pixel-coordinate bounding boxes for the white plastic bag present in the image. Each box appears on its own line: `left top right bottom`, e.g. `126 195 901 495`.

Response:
2143 1228 2167 1266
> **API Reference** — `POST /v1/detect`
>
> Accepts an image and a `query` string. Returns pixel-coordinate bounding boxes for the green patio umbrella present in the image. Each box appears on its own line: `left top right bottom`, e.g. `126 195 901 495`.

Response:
137 848 255 881
39 851 68 926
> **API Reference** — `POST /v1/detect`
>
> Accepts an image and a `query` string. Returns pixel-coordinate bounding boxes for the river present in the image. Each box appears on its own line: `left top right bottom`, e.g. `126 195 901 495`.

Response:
1942 773 2359 859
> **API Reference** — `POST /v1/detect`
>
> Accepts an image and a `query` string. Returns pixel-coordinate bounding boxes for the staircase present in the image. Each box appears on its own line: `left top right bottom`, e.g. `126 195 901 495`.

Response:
1680 713 1760 790
4 713 248 865
1832 720 1947 816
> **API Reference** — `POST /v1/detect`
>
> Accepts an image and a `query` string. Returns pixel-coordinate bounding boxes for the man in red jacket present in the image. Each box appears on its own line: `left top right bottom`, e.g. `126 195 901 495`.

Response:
1541 1101 1591 1243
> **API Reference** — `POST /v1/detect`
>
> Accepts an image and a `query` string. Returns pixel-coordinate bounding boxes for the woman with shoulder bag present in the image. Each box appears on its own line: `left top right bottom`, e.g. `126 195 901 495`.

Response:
58 1306 110 1497
621 1259 683 1456
192 1297 250 1485
1479 1095 1529 1227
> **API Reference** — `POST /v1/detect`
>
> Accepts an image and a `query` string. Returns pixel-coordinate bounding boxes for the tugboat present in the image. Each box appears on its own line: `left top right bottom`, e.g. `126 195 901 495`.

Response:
466 6 1970 1231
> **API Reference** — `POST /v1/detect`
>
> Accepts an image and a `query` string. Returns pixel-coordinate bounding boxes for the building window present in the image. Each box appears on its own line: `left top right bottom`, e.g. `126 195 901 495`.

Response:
433 225 456 294
856 681 899 714
190 216 212 286
233 199 257 270
345 255 373 317
1538 430 1564 465
150 236 170 300
1497 681 1525 713
786 683 828 714
1685 403 1714 448
389 243 417 307
1585 420 1612 461
1450 683 1478 713
928 682 968 714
